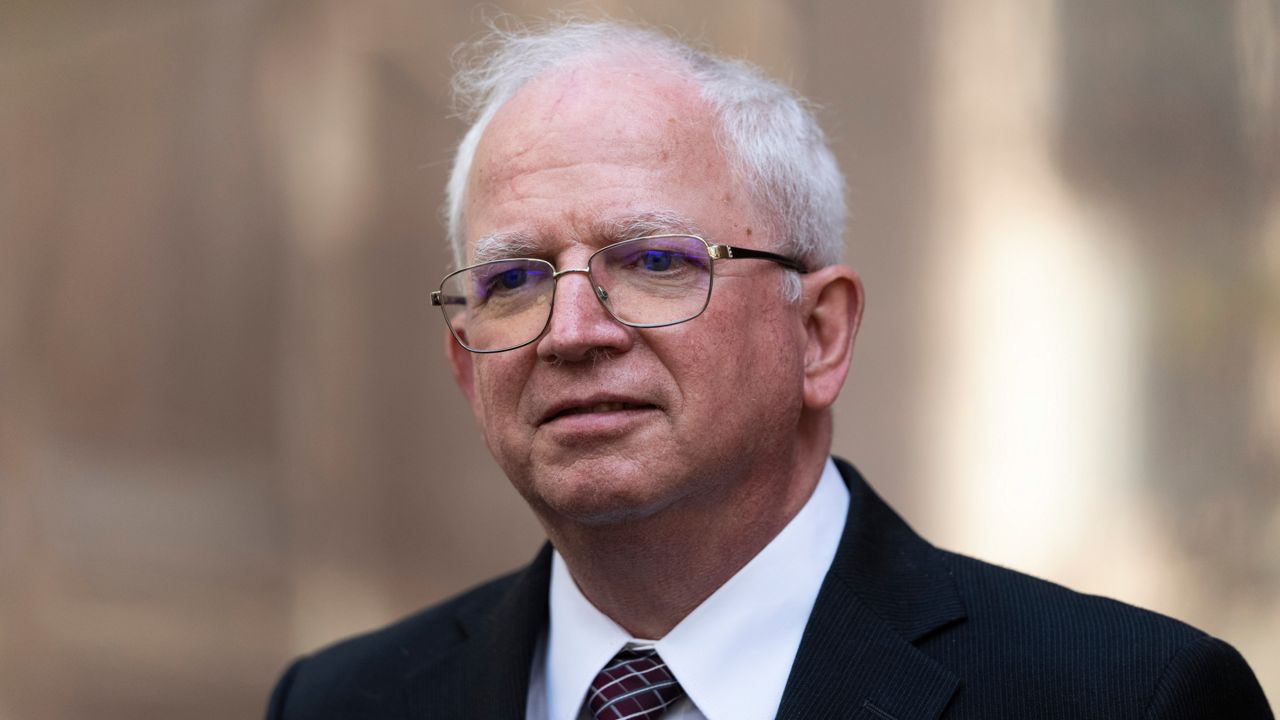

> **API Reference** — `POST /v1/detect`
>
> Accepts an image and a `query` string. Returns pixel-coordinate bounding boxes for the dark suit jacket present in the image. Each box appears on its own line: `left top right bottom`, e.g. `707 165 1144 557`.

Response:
267 459 1273 719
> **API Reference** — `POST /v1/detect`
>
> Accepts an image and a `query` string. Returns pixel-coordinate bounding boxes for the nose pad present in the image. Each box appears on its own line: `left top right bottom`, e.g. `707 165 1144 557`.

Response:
544 268 616 328
537 271 631 361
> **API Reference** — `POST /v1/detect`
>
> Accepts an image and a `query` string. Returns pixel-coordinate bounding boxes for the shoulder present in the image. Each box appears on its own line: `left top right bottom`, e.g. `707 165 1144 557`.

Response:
931 551 1272 718
264 569 521 720
828 459 1271 717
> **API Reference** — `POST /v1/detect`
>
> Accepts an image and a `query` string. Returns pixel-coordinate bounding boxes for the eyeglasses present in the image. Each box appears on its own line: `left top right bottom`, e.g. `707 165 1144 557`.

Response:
432 234 808 353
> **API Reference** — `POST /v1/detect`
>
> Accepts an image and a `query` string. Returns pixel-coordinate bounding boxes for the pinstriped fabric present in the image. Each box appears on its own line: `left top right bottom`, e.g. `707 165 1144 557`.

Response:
587 648 684 720
271 462 1272 719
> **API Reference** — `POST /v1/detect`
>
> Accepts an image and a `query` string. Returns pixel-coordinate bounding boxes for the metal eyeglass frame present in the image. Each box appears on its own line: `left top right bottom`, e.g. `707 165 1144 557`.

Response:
431 234 809 353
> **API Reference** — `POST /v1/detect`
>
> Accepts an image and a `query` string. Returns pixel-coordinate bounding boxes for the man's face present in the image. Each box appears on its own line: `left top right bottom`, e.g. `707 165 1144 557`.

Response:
449 59 811 528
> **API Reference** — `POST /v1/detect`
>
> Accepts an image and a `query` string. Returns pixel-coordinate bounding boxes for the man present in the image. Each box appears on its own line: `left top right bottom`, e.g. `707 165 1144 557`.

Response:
267 20 1272 720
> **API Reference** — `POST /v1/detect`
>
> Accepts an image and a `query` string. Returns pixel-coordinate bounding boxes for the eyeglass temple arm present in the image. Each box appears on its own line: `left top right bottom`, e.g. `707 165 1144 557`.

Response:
708 244 809 274
431 291 467 306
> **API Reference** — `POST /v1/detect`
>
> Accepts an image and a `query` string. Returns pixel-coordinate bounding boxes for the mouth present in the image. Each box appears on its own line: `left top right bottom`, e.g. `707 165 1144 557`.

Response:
540 400 660 425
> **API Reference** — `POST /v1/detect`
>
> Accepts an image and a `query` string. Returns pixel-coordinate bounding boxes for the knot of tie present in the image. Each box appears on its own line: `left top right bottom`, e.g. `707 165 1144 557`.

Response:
587 647 685 720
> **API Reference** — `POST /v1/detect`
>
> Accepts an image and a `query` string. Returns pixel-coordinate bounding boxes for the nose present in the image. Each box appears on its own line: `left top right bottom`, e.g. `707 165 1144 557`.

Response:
536 269 633 363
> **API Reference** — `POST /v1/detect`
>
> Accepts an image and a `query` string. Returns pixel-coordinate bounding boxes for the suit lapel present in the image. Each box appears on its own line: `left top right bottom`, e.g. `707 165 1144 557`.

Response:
403 544 552 720
402 462 963 719
776 460 966 720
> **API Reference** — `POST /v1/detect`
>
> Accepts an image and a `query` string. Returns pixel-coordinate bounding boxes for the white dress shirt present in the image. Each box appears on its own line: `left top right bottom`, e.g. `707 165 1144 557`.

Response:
526 458 850 720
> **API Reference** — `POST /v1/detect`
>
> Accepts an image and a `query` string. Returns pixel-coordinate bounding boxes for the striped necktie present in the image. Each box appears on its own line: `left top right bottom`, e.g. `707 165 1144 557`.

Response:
586 647 685 720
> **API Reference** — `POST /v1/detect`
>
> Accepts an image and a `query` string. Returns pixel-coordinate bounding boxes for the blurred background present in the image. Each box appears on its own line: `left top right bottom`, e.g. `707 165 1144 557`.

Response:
2 1 1278 717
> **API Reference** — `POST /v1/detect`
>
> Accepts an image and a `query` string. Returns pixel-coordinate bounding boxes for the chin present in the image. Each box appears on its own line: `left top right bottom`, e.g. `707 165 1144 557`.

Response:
555 492 679 527
524 456 687 528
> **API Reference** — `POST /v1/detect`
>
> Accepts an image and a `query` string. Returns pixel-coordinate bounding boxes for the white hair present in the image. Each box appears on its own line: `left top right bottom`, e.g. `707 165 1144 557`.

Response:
444 19 846 299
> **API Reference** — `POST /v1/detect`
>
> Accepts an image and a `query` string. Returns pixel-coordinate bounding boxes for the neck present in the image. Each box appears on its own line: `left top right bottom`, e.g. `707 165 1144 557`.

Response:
543 418 832 639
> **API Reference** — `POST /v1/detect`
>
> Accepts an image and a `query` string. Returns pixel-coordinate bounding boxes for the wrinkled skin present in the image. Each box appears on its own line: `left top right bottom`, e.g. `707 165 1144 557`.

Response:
446 55 862 635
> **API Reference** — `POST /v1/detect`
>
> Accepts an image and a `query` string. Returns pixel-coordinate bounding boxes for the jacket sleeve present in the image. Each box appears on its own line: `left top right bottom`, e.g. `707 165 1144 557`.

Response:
1143 635 1273 719
265 658 304 720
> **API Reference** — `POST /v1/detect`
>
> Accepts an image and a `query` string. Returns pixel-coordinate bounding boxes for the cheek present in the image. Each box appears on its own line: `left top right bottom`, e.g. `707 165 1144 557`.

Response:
721 308 805 410
668 308 803 417
471 358 529 435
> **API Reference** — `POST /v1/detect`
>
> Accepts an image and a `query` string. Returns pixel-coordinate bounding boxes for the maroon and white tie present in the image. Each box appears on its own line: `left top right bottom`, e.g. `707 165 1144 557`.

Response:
587 647 685 720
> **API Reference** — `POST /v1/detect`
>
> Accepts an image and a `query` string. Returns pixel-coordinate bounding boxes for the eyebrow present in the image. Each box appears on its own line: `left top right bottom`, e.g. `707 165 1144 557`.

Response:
469 211 706 264
594 212 705 243
471 230 541 264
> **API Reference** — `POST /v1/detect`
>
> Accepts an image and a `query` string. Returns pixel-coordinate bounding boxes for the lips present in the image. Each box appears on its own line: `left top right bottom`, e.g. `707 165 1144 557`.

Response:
539 397 659 425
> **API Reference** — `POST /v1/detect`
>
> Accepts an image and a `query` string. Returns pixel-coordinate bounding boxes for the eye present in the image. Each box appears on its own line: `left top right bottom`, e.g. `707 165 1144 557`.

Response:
479 267 528 295
496 268 527 289
473 264 544 302
641 250 675 272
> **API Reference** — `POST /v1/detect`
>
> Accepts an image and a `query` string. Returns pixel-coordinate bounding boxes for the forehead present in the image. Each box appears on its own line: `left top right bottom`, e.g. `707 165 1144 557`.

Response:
479 55 709 170
462 56 752 256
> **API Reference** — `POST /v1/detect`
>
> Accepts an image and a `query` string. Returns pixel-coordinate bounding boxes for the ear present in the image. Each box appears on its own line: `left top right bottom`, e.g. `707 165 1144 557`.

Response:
445 325 477 407
799 264 864 411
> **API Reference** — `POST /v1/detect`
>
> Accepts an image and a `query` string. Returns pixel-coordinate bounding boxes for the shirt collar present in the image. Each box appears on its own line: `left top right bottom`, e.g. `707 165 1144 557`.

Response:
543 458 850 720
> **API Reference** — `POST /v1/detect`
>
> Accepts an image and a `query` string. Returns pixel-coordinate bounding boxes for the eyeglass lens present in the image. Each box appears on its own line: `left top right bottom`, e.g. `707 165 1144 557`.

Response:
438 235 714 352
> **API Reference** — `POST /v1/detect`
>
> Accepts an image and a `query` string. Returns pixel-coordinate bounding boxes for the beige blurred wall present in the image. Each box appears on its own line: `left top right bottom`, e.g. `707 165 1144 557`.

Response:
1 1 1276 717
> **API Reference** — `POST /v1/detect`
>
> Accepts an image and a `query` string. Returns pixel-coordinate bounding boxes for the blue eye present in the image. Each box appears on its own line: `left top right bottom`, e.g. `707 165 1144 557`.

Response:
498 268 527 289
476 266 537 300
642 251 674 272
